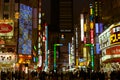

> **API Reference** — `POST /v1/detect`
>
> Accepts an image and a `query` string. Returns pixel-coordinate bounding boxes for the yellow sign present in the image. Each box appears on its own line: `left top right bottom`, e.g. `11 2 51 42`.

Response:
76 58 79 66
110 32 120 44
79 60 90 66
90 22 94 29
38 24 41 30
84 24 87 32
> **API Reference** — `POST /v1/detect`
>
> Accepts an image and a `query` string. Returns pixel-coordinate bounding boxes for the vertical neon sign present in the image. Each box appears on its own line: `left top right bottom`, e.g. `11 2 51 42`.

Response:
45 23 48 70
71 37 75 67
84 23 87 44
89 3 94 70
38 0 42 68
95 23 100 54
54 44 57 71
95 1 102 55
91 46 94 69
81 14 84 41
75 28 79 66
68 43 71 68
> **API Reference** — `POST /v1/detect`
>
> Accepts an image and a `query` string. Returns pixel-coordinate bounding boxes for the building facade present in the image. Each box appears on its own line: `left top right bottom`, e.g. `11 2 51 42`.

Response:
0 0 19 70
0 0 40 72
50 0 74 70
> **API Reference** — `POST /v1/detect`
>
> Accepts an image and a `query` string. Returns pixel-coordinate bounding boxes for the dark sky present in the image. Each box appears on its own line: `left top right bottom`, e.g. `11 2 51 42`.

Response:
42 0 89 25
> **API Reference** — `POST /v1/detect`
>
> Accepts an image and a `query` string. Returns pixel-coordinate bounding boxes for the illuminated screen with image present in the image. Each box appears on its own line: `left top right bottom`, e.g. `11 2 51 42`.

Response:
18 4 32 54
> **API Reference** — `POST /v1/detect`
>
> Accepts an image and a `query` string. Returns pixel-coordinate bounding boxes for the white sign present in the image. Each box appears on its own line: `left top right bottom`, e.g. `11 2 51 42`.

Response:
99 28 110 50
0 53 17 63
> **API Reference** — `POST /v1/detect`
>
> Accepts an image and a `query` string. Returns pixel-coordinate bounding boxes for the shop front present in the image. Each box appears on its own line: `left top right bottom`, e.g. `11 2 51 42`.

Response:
17 54 32 73
99 22 120 71
100 45 120 71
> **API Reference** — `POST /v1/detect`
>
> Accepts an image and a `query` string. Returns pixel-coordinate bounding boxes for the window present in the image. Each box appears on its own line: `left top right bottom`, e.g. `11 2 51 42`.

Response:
4 0 9 3
3 14 9 19
15 0 19 3
4 5 9 11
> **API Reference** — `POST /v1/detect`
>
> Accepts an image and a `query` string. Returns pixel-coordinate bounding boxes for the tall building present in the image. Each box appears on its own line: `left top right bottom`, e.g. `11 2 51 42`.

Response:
0 0 19 69
98 0 120 71
59 0 73 32
102 0 120 27
0 0 40 71
50 0 73 70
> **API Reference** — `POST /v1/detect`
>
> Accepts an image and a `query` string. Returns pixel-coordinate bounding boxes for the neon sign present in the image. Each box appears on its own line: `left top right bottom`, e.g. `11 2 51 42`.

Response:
110 32 120 44
110 25 120 44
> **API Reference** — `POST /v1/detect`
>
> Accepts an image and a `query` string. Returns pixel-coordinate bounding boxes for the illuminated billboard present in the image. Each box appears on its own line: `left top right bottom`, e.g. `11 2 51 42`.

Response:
106 46 120 55
0 20 14 36
99 28 110 50
80 14 84 41
110 25 120 44
0 53 17 63
101 46 120 62
18 4 32 55
99 22 120 50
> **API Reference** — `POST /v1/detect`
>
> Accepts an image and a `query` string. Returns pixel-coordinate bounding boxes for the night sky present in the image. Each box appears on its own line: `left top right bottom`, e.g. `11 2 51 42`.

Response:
73 0 89 24
42 0 90 25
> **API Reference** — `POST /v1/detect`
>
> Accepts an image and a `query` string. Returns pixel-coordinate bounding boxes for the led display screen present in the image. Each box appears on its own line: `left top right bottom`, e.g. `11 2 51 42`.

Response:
18 4 32 54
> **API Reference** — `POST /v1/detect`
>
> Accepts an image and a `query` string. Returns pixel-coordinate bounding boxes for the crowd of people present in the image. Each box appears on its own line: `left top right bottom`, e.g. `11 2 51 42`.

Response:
0 68 120 80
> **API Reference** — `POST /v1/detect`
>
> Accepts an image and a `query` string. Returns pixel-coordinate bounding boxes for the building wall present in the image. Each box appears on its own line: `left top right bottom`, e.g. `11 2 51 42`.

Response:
0 0 18 53
50 0 74 69
102 0 120 25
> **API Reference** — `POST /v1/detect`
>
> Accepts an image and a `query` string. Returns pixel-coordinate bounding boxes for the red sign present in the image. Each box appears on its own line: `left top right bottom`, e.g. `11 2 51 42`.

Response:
0 24 13 33
90 30 94 44
84 37 86 44
106 46 120 55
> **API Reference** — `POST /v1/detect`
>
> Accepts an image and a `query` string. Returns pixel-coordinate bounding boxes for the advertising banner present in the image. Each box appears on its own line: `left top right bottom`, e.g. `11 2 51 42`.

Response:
0 53 17 63
106 46 120 55
18 4 32 55
0 20 14 36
